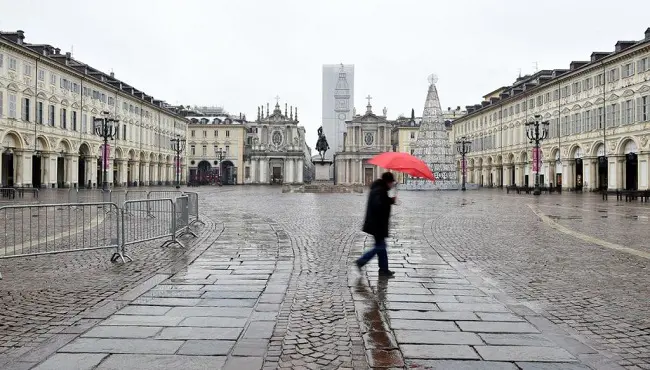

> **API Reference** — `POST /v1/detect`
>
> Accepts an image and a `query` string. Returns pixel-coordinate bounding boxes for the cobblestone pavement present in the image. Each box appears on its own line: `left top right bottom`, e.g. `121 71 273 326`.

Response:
0 187 227 368
4 186 649 369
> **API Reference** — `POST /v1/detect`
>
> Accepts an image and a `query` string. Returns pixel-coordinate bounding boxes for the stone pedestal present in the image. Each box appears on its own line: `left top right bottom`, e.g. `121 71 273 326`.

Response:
314 160 333 181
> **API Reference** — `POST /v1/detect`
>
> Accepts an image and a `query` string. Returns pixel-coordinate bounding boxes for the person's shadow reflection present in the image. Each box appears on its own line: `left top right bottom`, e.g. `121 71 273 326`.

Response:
355 276 395 349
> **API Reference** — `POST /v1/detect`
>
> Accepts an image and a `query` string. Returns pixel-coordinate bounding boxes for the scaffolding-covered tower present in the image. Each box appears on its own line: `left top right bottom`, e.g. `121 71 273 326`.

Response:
404 75 459 190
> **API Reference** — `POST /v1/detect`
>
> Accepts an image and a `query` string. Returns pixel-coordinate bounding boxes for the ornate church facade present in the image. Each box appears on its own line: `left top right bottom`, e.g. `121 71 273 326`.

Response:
334 98 392 185
246 101 307 184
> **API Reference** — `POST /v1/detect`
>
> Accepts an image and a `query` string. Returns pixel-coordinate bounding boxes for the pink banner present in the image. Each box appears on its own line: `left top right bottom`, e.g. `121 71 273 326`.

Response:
461 158 467 174
532 148 542 172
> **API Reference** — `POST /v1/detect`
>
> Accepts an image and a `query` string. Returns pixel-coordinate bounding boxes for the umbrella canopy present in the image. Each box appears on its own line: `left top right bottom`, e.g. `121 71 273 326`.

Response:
368 152 436 182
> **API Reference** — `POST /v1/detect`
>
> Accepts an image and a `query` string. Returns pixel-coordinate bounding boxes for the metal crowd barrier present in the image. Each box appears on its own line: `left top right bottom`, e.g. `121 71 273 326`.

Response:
174 196 197 240
1 188 17 201
0 202 125 262
183 191 204 226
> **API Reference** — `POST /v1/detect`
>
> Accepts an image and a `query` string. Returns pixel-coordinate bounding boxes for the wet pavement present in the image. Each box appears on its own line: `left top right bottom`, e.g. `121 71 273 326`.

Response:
1 186 648 369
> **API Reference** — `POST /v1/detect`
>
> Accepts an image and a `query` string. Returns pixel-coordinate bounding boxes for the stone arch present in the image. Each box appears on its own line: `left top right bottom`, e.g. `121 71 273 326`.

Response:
128 149 137 161
507 153 515 164
568 144 585 159
468 158 475 168
114 147 125 159
35 135 51 152
149 152 156 163
140 151 147 162
79 142 91 156
166 155 172 164
55 138 73 154
1 131 25 150
591 141 606 157
519 151 528 163
477 157 483 168
617 137 639 155
158 153 164 163
495 154 503 165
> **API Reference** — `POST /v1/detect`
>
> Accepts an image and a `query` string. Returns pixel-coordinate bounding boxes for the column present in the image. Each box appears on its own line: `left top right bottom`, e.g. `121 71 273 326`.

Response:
638 153 649 190
142 162 149 186
260 159 267 184
0 148 3 186
297 159 303 184
133 161 140 186
66 153 79 188
287 158 294 184
251 158 257 184
19 151 33 188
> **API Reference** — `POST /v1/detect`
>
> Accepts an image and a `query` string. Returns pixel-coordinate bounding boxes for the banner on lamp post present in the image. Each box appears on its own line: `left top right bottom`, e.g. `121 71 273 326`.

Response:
461 158 467 174
175 158 181 175
532 148 543 173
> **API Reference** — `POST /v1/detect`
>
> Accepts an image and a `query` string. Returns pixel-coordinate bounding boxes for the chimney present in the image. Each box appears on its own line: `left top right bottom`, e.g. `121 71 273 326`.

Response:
55 48 61 55
110 72 115 78
646 27 650 40
16 30 25 44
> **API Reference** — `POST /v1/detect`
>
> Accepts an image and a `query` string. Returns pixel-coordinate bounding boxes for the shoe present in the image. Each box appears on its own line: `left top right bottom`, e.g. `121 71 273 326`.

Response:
378 270 395 277
355 260 364 271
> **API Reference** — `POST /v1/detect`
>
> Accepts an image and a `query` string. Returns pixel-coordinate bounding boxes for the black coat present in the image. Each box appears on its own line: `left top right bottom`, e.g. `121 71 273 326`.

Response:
362 179 395 239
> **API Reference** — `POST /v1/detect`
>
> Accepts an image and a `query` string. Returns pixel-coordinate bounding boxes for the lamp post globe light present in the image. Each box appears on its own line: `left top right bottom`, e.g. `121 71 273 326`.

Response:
170 135 186 189
456 136 472 191
93 111 119 192
525 114 550 196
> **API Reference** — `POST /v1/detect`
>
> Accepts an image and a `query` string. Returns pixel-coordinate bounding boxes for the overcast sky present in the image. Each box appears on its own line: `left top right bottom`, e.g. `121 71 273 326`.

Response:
2 0 649 148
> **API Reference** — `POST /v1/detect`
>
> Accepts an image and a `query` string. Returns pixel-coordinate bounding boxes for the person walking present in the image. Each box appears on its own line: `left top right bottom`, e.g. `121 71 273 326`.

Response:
356 172 396 277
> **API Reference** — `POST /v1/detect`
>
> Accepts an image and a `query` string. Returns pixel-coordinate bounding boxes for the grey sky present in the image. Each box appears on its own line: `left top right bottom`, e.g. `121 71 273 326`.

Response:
2 0 649 148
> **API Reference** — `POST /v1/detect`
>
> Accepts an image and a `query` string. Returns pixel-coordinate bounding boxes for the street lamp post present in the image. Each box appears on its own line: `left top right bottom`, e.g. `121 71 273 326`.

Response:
170 135 186 189
215 148 225 185
525 114 550 196
456 136 472 191
93 111 119 192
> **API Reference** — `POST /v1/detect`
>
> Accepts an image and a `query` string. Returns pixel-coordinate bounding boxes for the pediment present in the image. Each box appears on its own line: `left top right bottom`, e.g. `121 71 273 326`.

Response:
60 99 69 107
561 107 571 114
37 92 47 99
622 89 634 98
607 94 619 101
48 95 59 103
571 104 581 111
90 108 99 114
594 97 605 104
583 101 594 108
71 102 80 109
6 83 19 92
544 112 552 118
22 88 34 96
638 85 650 93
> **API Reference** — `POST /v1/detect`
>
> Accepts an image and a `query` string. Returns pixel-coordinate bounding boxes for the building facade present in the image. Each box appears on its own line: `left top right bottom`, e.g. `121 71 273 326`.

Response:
322 64 354 166
181 107 247 185
247 101 307 184
0 30 188 188
391 111 420 184
335 99 392 185
452 28 650 191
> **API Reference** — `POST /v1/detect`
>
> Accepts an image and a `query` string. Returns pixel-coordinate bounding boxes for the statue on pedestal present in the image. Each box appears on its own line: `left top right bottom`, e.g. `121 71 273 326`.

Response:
315 126 330 162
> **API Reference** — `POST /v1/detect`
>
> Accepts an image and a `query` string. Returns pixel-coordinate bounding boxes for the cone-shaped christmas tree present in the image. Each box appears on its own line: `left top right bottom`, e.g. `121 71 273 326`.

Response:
405 75 459 190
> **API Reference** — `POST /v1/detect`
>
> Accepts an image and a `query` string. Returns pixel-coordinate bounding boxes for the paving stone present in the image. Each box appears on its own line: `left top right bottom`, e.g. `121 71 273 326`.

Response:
201 291 262 299
383 302 440 311
394 330 484 345
366 349 405 367
437 303 510 313
389 310 479 321
475 346 576 362
516 363 592 370
223 356 264 370
195 299 257 307
475 313 525 322
95 354 226 369
32 353 108 370
82 326 162 339
389 319 459 331
101 315 184 327
231 339 269 356
386 294 459 303
177 340 235 355
59 338 184 354
362 332 398 349
405 360 518 369
456 321 540 333
157 327 242 340
478 334 556 347
165 306 253 317
244 321 276 339
178 317 248 327
429 289 486 296
401 345 480 359
131 298 201 306
116 306 173 316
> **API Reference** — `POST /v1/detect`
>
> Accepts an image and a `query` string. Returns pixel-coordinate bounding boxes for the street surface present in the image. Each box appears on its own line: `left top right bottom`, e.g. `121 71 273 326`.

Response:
0 186 648 369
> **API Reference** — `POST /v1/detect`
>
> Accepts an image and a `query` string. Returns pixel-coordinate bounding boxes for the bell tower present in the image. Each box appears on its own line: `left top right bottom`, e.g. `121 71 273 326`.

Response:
334 64 350 120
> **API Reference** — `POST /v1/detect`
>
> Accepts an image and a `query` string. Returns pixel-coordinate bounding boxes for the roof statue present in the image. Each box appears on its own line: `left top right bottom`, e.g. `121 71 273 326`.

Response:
405 75 459 190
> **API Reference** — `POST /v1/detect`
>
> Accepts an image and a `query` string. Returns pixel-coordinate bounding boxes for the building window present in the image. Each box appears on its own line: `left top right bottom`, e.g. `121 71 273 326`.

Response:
38 70 45 81
582 78 592 90
190 145 196 155
123 102 128 111
21 98 30 121
8 58 17 71
82 114 88 132
623 100 634 124
607 68 619 82
61 108 67 129
638 57 649 73
572 82 581 95
622 63 635 78
410 132 415 139
606 103 620 127
639 96 649 122
108 96 115 106
8 94 17 118
72 83 80 94
594 74 604 87
48 105 55 126
191 130 195 137
214 130 218 137
123 124 127 140
202 146 207 156
23 64 32 76
245 167 250 179
596 108 604 129
225 145 230 155
226 130 230 137
203 130 207 138
0 92 3 118
0 54 3 68
72 111 77 131
582 111 591 132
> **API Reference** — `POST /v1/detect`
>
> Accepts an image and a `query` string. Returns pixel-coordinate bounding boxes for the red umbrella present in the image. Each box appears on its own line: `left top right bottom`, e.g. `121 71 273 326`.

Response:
368 152 436 182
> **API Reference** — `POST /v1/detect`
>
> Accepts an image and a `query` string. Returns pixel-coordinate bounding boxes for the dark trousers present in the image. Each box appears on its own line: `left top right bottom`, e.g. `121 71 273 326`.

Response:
357 235 388 271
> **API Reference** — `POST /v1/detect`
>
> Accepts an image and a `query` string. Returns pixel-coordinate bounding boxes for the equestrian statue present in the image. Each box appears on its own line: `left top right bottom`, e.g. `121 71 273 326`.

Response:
315 126 330 162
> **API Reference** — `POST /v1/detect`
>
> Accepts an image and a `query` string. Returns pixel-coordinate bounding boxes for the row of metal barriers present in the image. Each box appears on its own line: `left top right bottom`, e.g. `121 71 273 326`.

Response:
0 190 204 279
